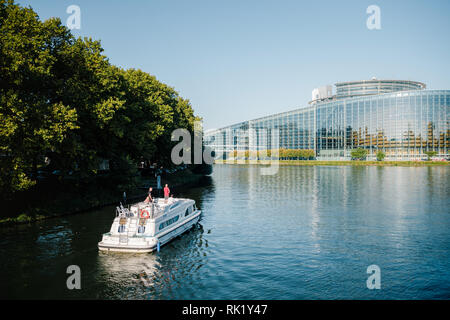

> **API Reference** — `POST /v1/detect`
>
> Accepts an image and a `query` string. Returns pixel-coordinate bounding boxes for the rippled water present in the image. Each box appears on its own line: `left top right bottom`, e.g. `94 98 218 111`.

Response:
1 165 449 299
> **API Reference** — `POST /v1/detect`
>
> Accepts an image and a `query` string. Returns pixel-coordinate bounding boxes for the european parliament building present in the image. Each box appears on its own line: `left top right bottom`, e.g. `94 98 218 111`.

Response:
204 79 449 160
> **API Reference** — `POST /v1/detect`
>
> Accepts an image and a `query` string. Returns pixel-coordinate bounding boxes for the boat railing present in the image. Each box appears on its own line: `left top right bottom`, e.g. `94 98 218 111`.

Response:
116 203 132 217
134 202 166 219
115 199 172 220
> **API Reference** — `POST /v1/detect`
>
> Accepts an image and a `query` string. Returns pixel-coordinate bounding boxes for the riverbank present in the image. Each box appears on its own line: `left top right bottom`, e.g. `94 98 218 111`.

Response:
0 169 206 227
216 160 449 166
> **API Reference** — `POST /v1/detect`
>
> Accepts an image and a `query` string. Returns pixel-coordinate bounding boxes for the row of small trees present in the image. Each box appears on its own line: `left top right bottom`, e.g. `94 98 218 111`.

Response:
351 148 438 161
228 149 315 159
350 148 385 161
227 147 439 161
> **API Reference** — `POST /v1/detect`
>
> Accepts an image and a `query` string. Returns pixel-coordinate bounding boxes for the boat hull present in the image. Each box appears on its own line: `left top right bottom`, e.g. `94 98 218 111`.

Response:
98 210 201 253
98 243 156 253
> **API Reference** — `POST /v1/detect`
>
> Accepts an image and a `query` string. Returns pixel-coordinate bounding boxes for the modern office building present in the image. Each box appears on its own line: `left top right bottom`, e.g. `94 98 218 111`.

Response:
204 78 449 160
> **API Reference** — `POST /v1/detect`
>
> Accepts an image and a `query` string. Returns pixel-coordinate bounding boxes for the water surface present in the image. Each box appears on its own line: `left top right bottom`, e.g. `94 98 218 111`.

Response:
1 165 449 299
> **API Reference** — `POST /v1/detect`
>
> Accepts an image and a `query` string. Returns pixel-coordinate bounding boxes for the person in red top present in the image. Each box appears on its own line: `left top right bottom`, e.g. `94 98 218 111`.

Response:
164 184 170 202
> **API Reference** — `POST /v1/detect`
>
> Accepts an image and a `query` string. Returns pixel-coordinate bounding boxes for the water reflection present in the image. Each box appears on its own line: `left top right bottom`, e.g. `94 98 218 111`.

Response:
97 252 160 298
93 223 206 300
0 166 449 299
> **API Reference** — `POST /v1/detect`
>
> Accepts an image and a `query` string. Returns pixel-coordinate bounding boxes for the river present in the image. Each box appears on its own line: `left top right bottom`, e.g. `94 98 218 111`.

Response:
1 165 449 299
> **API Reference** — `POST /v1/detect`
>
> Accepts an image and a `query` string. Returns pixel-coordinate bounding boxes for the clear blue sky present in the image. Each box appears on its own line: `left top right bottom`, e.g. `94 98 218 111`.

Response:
18 0 450 130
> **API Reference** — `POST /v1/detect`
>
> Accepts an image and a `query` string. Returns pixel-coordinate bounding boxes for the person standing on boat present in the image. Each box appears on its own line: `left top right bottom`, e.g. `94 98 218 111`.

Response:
148 187 153 202
164 184 170 203
144 187 153 203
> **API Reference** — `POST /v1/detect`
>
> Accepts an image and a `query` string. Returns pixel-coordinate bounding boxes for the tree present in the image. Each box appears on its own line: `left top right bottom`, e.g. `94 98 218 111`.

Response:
424 151 437 161
376 151 386 161
0 0 199 197
351 148 368 160
0 1 78 194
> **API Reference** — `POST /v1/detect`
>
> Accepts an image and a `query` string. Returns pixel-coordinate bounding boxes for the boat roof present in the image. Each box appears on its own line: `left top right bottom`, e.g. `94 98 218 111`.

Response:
131 197 194 212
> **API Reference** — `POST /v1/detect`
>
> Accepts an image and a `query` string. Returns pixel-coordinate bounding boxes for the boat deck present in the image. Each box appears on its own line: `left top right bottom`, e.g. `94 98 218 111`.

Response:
129 198 190 220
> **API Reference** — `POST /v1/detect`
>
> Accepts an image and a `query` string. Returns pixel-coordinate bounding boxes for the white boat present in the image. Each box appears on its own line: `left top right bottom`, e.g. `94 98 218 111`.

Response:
98 197 201 253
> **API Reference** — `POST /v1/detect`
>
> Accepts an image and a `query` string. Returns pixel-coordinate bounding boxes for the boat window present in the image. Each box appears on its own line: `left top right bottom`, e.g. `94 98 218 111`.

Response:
159 215 180 231
138 225 145 234
185 206 192 217
169 202 180 210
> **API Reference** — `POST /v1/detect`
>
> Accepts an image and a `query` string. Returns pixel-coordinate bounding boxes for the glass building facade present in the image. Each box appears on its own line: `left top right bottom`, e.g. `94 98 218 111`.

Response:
204 80 450 160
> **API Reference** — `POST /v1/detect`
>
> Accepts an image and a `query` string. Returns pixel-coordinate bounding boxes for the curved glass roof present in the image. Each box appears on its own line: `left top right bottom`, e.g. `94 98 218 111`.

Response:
335 79 426 99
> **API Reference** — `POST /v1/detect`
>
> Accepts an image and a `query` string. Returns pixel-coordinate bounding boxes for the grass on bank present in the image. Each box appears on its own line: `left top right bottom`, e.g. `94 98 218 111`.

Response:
216 160 449 166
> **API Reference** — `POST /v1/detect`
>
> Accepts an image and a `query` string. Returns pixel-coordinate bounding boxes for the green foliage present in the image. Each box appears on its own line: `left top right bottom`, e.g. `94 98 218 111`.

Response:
376 151 386 161
278 149 315 159
228 149 315 160
424 151 437 161
16 213 32 223
351 148 368 160
0 1 197 197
